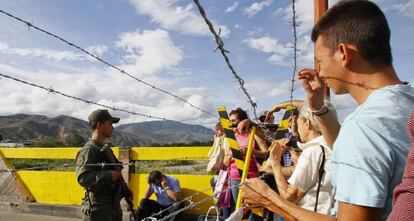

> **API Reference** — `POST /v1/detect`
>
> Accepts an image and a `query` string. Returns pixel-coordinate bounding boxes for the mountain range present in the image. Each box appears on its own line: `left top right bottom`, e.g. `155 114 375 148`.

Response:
0 114 214 146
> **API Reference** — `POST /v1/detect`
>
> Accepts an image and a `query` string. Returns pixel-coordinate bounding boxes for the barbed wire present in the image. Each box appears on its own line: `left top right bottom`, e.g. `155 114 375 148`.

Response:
0 149 333 175
0 3 332 219
142 186 214 221
289 0 298 105
0 72 177 122
151 182 241 221
191 0 297 146
192 0 258 119
0 9 216 118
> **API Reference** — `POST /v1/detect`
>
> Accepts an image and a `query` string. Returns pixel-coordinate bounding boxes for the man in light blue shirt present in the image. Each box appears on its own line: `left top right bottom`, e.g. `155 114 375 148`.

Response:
331 83 414 220
137 170 182 220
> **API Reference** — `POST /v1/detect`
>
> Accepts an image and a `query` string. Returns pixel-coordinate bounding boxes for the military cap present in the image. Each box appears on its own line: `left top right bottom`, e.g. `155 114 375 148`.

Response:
88 109 120 125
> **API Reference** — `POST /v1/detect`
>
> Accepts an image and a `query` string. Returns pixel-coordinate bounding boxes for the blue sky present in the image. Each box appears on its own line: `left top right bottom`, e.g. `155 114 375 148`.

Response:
0 0 413 127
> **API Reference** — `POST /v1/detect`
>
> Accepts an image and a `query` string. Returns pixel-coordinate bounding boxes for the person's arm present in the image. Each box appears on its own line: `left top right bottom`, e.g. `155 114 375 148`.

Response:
268 100 304 113
298 69 340 148
237 119 251 133
144 178 153 199
282 166 295 178
223 139 232 167
241 178 383 221
76 149 120 192
252 134 268 158
263 159 294 178
266 100 304 122
162 177 181 202
269 142 304 203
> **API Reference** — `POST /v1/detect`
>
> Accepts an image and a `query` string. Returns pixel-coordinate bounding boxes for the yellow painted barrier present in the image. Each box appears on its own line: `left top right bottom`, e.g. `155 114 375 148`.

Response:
0 146 215 215
17 171 84 204
0 147 210 160
15 171 214 215
130 147 210 161
0 147 119 159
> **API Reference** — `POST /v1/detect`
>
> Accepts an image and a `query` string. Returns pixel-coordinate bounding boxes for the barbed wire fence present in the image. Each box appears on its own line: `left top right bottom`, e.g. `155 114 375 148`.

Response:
0 0 307 220
192 0 258 120
0 9 216 118
289 0 299 105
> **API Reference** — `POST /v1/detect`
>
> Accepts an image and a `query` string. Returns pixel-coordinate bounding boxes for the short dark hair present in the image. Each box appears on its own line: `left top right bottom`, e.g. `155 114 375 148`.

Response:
149 170 163 183
312 0 392 67
229 108 248 121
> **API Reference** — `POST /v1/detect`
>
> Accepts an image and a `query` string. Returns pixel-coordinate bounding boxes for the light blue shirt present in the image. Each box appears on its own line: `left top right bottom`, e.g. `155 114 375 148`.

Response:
151 176 180 206
331 83 414 221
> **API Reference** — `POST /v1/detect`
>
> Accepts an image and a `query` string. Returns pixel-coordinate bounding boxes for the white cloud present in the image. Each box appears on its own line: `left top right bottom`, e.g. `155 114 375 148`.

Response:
225 1 239 13
296 35 314 68
0 41 109 62
128 0 230 37
272 8 283 17
245 0 274 18
116 29 183 76
0 62 215 125
393 0 414 18
0 42 83 62
244 35 314 68
283 0 314 35
244 36 291 66
244 37 290 55
245 80 292 104
86 44 108 57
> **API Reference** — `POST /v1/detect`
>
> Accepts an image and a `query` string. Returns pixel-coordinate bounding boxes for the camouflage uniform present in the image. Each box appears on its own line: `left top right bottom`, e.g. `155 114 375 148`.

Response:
75 140 123 221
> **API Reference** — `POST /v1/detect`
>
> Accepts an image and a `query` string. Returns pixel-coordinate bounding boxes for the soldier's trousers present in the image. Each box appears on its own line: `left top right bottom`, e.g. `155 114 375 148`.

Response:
83 205 122 221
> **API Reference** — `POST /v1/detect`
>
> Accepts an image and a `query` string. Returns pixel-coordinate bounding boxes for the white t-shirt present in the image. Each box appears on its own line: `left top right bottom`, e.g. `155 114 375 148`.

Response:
288 136 333 214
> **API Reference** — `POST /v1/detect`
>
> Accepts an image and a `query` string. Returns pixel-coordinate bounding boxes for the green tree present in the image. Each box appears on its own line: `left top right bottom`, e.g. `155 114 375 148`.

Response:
33 136 65 147
66 134 87 147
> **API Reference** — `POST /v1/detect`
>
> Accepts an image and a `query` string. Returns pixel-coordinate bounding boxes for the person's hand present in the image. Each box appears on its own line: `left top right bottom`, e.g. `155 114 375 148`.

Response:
269 141 287 162
265 106 280 122
288 115 298 135
240 147 247 155
237 119 251 133
298 68 325 110
161 176 169 189
240 178 273 208
111 170 121 181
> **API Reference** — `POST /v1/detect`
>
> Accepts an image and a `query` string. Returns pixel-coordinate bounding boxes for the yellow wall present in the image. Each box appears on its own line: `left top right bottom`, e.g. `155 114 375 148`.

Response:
1 147 215 215
16 171 214 215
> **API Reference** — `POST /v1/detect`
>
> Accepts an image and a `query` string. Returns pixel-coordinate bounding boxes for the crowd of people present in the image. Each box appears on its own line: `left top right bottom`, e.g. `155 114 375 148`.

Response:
73 1 413 221
208 1 414 221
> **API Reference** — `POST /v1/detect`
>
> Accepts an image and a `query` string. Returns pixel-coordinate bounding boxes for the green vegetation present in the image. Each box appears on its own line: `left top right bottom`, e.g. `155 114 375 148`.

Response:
10 159 208 174
30 134 86 147
149 140 213 147
32 136 65 147
133 160 208 175
10 159 75 171
66 134 87 147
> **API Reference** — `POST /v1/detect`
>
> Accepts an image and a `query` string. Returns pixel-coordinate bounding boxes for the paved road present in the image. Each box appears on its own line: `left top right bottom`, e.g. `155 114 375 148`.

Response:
0 212 80 221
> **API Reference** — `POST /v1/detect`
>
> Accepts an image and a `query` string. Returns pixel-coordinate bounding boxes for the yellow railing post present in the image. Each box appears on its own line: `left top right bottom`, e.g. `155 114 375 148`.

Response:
236 127 256 209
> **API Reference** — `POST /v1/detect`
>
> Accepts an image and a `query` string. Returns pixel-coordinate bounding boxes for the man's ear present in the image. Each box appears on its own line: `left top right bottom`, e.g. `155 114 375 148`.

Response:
305 118 312 130
338 43 356 68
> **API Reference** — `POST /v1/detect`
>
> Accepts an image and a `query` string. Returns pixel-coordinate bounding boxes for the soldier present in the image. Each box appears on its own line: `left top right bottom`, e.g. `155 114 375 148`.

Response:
75 109 133 221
